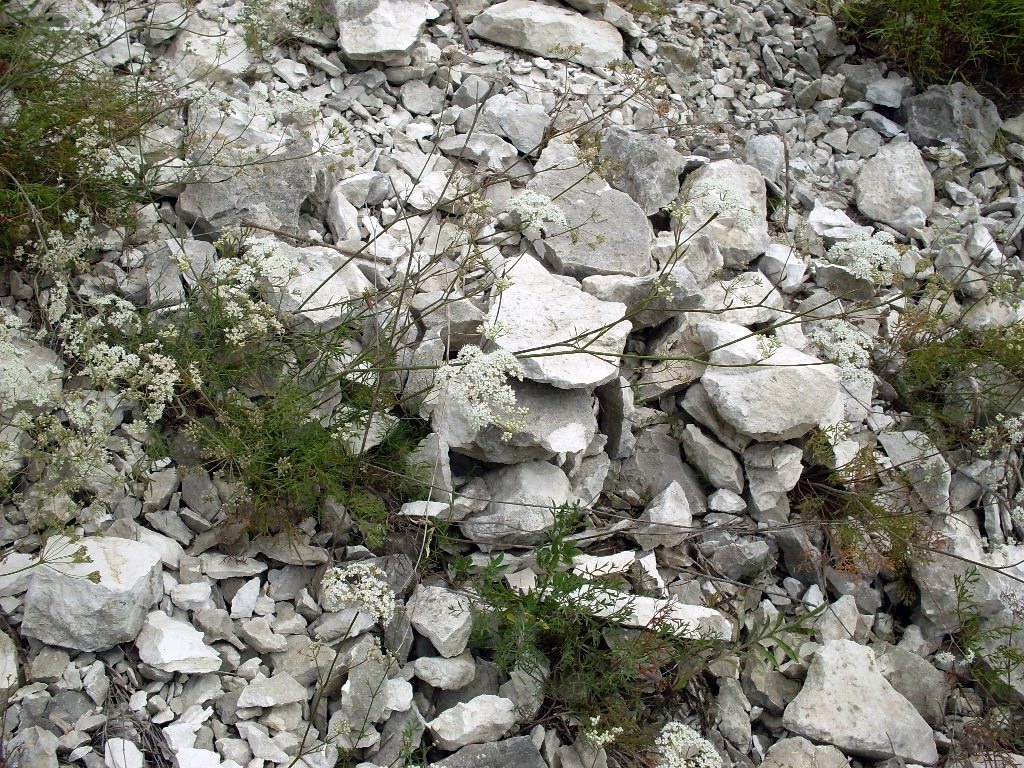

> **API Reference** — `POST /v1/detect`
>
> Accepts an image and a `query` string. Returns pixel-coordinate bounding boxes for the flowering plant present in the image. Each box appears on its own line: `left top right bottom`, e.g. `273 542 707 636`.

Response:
319 562 395 624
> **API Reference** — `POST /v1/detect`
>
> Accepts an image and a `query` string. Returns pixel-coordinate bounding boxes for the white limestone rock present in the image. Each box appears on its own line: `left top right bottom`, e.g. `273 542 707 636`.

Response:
427 694 516 750
8 726 58 768
759 242 809 293
675 160 770 267
236 673 307 708
412 652 477 690
407 585 473 658
462 461 575 548
581 266 703 330
528 141 654 280
782 640 939 764
486 255 630 390
698 321 841 441
631 481 693 550
744 442 804 522
178 143 318 235
681 424 744 494
264 244 373 331
136 611 221 674
760 737 851 768
21 535 162 652
0 632 17 698
465 94 550 155
600 125 689 215
703 270 784 326
230 577 260 619
105 738 144 768
855 141 935 236
170 749 221 768
877 430 951 515
432 378 597 464
166 17 252 81
469 0 624 68
572 587 733 640
335 0 432 62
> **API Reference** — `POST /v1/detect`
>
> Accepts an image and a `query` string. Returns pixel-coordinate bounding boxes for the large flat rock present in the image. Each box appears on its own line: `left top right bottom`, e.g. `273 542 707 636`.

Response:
782 640 939 764
21 536 162 652
487 255 630 390
335 0 432 62
469 0 623 68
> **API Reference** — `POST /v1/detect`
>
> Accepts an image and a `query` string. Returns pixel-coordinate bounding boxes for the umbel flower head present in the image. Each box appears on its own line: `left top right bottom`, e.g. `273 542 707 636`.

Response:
436 345 528 439
319 562 395 624
654 722 721 768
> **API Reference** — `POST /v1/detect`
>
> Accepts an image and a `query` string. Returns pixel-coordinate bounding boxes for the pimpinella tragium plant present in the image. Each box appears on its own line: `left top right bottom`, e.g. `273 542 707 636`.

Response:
468 503 825 759
936 566 1024 758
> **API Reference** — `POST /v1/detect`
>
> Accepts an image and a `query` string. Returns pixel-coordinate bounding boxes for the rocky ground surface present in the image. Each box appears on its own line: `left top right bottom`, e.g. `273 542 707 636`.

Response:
3 0 1024 766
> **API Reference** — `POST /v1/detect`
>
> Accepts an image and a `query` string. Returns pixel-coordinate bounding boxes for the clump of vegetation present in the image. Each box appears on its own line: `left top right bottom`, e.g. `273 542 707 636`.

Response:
942 568 1024 758
142 229 427 542
0 15 161 253
470 504 820 758
892 323 1024 451
831 0 1024 103
0 10 422 545
796 428 930 598
470 505 724 753
238 0 335 56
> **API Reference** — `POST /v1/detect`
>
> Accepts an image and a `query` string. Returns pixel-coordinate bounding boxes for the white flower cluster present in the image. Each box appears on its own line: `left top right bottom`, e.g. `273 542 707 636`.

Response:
1012 491 1024 531
970 414 1024 455
17 393 121 527
436 345 528 438
507 191 569 230
56 294 179 424
934 647 975 671
319 562 396 624
0 311 62 412
478 321 510 341
807 319 875 389
82 342 178 423
238 0 320 50
654 722 721 768
688 180 757 229
581 716 623 750
209 234 297 346
933 650 955 668
74 119 139 186
826 231 902 284
14 214 100 281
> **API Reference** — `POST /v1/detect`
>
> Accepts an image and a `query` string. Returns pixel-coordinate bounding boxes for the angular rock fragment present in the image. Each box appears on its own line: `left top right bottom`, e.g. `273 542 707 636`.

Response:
136 611 221 674
675 160 770 267
407 585 474 658
900 83 1001 161
486 255 630 389
461 461 575 548
699 321 840 441
854 141 934 236
335 0 432 62
21 536 162 652
528 141 654 280
760 737 851 768
427 694 516 750
469 0 623 67
600 125 688 214
782 640 939 764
